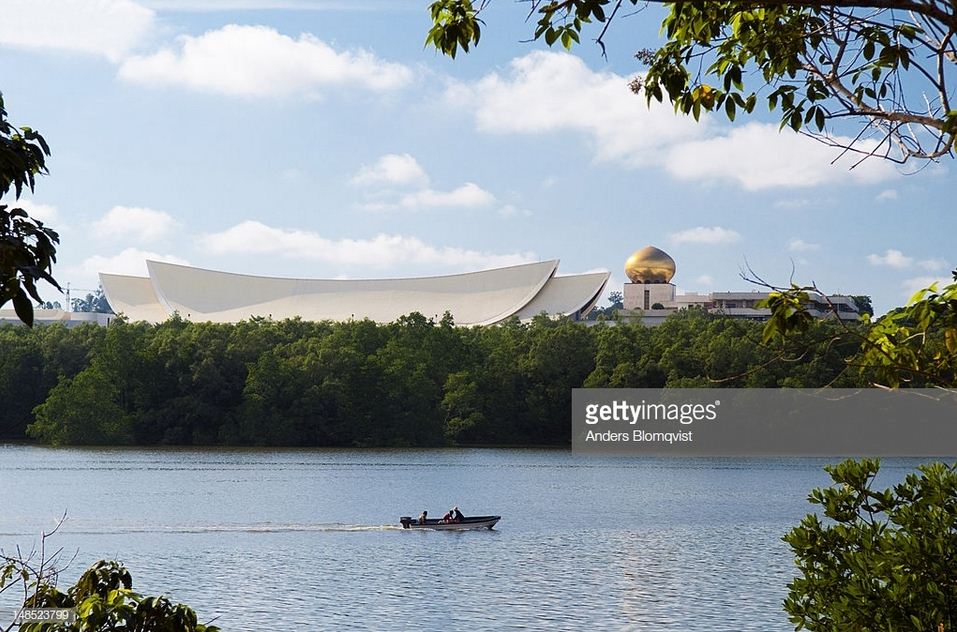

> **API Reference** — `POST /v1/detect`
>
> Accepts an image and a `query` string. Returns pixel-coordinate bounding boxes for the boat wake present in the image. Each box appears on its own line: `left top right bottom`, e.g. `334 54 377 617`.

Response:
0 523 405 536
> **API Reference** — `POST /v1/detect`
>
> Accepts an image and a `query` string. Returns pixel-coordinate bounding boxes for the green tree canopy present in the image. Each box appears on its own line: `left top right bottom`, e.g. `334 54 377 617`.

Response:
2 557 220 632
1 311 868 447
784 458 957 631
0 92 59 326
426 0 956 163
757 270 957 388
71 286 112 313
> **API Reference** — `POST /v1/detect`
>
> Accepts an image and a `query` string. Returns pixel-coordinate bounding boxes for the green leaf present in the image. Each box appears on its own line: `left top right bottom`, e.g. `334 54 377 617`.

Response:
13 289 33 327
725 96 736 121
789 111 802 131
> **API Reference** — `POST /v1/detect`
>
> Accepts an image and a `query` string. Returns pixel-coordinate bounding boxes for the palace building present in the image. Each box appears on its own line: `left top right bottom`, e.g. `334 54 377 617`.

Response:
0 247 862 327
619 245 861 326
97 260 610 325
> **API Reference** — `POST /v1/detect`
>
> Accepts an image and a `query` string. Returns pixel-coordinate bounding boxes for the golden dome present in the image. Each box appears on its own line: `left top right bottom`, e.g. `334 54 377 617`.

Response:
625 246 675 284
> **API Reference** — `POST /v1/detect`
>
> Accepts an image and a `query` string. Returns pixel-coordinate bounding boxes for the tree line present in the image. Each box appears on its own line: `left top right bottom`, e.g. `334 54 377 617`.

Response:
0 310 876 447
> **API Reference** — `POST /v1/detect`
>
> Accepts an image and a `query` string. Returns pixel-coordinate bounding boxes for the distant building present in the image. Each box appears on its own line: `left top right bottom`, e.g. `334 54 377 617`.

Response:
4 247 861 329
619 245 861 326
98 260 610 325
0 309 113 327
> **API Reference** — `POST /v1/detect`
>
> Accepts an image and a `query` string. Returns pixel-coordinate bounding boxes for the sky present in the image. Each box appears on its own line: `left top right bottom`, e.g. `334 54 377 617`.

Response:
0 0 953 316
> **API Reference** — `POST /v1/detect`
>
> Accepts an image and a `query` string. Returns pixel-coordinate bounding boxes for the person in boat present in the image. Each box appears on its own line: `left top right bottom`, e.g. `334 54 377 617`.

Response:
452 506 464 523
418 510 428 525
441 510 453 523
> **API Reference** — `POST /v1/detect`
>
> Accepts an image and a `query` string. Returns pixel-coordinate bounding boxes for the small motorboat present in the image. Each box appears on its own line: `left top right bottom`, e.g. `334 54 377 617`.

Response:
400 515 500 530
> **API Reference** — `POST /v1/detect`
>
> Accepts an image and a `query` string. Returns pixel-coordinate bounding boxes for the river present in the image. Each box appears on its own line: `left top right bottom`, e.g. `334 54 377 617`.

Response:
0 447 936 630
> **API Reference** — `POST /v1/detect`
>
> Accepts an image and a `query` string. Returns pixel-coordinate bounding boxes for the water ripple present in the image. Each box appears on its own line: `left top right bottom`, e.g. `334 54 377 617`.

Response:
0 447 935 630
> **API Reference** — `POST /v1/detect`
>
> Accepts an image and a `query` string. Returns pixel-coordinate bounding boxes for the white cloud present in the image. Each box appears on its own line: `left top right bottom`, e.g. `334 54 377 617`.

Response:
449 51 899 190
867 249 913 268
867 250 949 274
788 238 820 252
670 226 741 245
445 51 701 168
875 188 899 201
918 258 948 271
694 274 714 286
93 205 179 243
118 24 412 97
359 182 495 212
200 220 536 270
903 275 950 296
73 247 189 278
402 184 495 209
663 122 899 190
10 199 59 224
351 154 496 213
351 154 429 187
0 0 154 62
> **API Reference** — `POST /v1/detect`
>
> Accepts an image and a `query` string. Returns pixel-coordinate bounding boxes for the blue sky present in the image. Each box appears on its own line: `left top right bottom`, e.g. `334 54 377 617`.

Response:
0 0 953 315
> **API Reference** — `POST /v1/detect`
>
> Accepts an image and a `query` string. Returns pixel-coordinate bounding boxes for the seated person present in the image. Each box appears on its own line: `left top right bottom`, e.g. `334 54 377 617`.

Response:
441 510 453 523
452 506 464 523
418 510 428 525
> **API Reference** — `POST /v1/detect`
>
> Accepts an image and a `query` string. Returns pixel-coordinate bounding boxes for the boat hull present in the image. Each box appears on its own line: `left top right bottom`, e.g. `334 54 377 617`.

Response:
400 516 500 530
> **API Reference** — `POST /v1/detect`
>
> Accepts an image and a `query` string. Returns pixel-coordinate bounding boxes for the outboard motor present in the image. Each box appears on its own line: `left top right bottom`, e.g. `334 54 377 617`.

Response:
400 516 412 529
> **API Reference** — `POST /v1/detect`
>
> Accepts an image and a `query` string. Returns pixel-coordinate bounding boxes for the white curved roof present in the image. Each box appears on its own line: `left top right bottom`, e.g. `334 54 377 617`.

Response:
514 272 610 321
99 273 168 324
146 259 559 325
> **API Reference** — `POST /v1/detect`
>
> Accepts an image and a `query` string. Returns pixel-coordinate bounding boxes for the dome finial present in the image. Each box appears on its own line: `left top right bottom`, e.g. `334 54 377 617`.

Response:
625 246 675 283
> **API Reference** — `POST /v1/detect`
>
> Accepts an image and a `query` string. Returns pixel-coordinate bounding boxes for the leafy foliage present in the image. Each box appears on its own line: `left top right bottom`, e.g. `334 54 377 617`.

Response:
1 310 865 446
858 274 957 387
759 287 815 344
784 458 957 631
0 92 60 327
851 295 874 317
760 273 957 387
30 363 133 445
1 558 220 632
425 0 957 163
71 287 112 314
587 290 624 320
425 0 485 58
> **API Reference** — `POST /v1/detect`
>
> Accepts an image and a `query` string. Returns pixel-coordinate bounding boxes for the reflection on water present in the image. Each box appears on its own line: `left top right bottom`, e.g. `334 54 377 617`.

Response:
0 446 935 630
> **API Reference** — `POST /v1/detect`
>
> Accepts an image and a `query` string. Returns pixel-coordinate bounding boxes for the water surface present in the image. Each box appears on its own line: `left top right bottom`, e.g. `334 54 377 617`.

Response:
0 447 934 630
